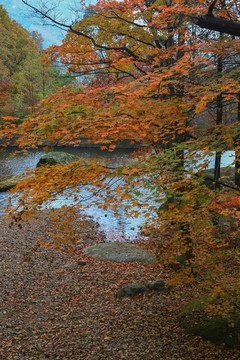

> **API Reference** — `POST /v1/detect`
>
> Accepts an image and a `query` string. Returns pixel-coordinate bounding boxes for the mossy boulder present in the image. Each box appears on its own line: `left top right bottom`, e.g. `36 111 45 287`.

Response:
177 297 240 348
0 175 23 192
36 151 79 167
83 242 156 263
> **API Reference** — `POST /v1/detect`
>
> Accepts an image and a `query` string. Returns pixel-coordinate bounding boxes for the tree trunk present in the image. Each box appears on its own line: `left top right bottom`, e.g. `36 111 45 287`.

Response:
214 50 223 191
235 93 240 187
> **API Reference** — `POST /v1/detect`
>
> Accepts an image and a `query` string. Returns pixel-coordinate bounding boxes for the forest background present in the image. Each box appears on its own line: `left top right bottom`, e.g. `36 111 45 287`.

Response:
0 4 73 120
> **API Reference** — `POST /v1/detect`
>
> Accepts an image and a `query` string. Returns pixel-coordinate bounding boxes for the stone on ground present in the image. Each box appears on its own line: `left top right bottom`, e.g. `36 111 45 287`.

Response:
115 280 172 298
115 282 148 298
83 242 156 263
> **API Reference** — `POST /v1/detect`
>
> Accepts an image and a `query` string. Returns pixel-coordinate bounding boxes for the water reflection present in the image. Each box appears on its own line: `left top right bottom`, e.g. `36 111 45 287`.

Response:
0 147 133 176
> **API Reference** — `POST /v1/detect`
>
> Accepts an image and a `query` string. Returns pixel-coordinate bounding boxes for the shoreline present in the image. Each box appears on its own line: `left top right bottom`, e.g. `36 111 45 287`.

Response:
0 137 142 149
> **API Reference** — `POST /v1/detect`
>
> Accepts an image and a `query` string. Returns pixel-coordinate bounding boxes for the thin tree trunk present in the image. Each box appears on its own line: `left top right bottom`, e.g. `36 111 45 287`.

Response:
214 49 223 191
235 93 240 187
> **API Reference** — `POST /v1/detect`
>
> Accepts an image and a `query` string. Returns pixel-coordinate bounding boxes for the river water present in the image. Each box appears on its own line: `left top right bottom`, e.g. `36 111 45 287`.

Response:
0 147 235 241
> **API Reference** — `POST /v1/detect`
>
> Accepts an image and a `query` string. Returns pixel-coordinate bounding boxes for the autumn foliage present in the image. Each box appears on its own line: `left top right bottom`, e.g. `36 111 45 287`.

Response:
1 0 240 319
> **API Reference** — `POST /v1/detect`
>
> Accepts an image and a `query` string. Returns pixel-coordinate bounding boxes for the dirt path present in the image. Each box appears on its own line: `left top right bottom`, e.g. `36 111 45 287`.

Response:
0 210 239 359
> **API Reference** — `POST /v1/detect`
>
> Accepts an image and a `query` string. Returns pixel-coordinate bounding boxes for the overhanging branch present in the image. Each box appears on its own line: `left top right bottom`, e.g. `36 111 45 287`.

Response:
189 0 240 36
190 14 240 36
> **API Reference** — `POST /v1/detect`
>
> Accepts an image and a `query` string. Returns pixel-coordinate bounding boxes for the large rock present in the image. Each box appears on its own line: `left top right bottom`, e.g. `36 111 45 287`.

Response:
83 242 156 263
177 296 240 348
115 280 172 298
36 151 79 167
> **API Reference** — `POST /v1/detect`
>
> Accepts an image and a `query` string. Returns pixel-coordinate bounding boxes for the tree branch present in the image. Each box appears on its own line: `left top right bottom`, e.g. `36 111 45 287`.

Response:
207 0 219 17
189 0 240 36
100 11 147 28
21 0 143 60
191 14 240 36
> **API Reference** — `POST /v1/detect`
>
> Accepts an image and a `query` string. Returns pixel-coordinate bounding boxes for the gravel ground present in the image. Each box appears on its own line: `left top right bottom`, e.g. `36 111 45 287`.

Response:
0 209 240 360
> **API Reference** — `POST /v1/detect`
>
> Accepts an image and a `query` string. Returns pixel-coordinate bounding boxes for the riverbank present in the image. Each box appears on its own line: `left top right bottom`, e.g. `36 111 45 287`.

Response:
0 137 141 149
0 210 239 359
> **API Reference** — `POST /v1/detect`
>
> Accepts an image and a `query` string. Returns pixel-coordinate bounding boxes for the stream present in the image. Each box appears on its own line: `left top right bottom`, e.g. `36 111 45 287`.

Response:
0 147 145 241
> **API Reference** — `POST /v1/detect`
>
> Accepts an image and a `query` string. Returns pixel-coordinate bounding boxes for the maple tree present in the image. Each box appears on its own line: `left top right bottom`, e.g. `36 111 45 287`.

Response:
1 0 240 319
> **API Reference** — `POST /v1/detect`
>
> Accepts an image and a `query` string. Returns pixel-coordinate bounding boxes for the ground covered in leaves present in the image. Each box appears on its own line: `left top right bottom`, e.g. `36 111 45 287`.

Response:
0 210 239 360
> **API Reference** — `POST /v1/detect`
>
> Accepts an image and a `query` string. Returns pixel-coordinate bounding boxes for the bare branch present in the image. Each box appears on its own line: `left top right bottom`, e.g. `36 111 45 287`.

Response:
99 11 147 28
21 0 143 60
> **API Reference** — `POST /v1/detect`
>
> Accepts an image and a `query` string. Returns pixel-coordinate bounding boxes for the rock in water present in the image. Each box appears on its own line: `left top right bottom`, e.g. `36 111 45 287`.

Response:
36 151 79 167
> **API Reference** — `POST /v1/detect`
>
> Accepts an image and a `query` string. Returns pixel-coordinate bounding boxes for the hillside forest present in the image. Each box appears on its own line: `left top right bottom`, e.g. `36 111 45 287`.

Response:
0 5 73 121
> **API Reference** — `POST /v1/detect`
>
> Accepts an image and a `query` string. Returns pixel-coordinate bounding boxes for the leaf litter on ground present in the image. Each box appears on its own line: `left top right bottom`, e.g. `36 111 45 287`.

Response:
0 209 239 359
